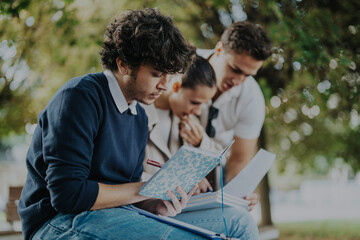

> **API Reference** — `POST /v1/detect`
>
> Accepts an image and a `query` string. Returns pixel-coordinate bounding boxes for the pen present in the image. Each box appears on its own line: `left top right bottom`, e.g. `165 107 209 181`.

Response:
220 139 235 158
146 159 163 168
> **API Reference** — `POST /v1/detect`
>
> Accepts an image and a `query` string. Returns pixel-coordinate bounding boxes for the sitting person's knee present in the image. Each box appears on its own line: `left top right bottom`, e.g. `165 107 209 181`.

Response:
226 208 259 239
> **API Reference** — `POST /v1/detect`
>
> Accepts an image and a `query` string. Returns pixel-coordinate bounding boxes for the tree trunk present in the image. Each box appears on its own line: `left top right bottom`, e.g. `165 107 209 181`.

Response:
258 127 273 226
259 173 273 226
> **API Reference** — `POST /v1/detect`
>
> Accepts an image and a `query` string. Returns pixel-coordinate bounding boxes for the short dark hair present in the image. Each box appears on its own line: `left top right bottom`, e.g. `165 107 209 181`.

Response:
221 21 272 61
181 55 216 89
100 8 193 74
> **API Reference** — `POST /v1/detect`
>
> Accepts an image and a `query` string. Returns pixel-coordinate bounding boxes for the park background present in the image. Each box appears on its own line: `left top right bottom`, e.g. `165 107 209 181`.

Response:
0 0 359 239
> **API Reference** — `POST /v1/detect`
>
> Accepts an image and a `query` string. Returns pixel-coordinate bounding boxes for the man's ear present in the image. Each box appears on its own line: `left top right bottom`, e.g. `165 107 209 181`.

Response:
214 41 224 56
116 57 129 75
172 81 182 93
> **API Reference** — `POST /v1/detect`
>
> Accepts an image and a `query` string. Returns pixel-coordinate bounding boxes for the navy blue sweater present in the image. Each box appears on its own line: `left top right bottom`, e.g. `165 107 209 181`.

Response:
18 72 148 240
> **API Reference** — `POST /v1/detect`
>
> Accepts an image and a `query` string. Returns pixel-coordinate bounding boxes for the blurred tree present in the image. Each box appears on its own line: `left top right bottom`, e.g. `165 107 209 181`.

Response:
0 0 80 141
250 0 360 173
0 0 127 148
124 0 360 172
1 0 359 229
2 0 358 172
124 0 360 226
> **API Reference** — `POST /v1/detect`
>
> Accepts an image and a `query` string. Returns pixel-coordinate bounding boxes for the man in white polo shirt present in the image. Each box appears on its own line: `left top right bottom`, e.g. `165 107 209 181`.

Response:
179 22 272 207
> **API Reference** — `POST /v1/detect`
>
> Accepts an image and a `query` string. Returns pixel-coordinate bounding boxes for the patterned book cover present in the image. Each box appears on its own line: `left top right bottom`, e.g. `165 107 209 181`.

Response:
139 146 220 200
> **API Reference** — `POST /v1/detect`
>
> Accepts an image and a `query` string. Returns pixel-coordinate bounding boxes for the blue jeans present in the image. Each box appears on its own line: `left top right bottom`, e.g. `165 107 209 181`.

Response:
32 206 258 240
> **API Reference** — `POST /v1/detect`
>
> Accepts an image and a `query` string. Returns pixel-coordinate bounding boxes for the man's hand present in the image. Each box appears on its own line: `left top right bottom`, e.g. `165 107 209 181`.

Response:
154 185 198 216
179 116 203 147
244 193 258 212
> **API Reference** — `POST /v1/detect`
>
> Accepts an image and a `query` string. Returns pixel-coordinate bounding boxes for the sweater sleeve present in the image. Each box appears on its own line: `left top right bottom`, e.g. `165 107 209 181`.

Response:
131 111 148 182
40 87 101 214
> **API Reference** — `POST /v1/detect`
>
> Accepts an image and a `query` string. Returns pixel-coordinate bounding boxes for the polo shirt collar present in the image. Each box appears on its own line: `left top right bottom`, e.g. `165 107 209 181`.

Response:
104 69 137 115
212 83 243 108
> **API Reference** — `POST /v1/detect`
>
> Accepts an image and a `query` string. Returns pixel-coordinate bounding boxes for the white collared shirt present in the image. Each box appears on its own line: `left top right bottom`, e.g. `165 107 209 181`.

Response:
197 49 265 145
104 69 137 115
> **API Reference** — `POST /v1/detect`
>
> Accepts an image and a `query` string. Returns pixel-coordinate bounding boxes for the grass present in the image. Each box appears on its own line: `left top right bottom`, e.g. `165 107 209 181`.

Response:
0 212 5 224
276 219 360 240
1 211 360 239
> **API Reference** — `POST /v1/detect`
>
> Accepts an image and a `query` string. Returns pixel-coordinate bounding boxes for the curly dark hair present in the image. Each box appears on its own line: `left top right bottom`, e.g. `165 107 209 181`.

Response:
100 8 194 74
221 22 272 61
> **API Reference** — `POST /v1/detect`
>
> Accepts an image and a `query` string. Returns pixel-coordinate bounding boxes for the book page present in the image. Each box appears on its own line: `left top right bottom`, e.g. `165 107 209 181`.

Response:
223 149 275 198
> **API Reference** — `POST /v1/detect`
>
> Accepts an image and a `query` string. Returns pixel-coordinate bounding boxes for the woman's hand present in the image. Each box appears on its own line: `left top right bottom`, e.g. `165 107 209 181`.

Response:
179 116 204 147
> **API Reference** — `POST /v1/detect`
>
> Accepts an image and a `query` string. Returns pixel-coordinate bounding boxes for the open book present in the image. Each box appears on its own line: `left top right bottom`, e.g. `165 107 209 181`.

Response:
139 142 234 200
183 149 276 212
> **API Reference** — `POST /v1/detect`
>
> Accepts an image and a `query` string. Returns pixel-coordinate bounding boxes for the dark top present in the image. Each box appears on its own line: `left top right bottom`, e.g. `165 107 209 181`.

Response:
18 72 148 239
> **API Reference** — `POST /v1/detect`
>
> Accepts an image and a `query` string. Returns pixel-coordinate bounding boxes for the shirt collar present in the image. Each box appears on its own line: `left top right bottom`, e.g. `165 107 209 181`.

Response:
212 83 244 108
104 69 137 115
197 48 250 107
196 49 214 60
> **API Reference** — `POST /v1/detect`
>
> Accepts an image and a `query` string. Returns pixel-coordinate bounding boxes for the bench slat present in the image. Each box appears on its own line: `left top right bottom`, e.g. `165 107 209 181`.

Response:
8 186 23 201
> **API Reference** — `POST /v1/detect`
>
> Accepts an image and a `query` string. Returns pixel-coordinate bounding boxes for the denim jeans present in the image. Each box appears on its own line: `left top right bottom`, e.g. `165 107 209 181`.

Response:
32 206 258 240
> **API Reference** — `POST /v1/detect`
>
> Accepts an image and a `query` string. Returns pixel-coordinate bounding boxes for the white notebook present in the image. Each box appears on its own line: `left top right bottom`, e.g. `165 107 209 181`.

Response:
122 205 233 239
183 149 275 212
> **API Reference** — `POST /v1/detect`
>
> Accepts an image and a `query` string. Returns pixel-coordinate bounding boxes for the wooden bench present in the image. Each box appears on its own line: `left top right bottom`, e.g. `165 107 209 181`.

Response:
0 186 23 235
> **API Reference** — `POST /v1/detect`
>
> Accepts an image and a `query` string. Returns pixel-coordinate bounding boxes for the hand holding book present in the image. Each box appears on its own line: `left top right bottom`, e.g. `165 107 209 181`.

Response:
183 149 276 212
140 145 221 200
139 141 234 201
243 193 258 211
155 185 199 217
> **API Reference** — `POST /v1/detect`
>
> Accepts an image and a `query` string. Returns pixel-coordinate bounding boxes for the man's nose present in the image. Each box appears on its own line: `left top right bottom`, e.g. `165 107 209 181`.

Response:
157 74 168 91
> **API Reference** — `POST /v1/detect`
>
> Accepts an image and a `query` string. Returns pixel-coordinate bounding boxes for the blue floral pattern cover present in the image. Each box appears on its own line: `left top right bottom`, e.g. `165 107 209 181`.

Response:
139 146 220 200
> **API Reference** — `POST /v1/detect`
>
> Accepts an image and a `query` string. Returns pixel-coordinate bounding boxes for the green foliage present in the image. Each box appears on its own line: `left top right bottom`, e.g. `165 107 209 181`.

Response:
0 0 120 142
125 0 360 172
0 0 359 174
0 0 31 18
1 0 78 139
252 0 360 172
277 219 360 239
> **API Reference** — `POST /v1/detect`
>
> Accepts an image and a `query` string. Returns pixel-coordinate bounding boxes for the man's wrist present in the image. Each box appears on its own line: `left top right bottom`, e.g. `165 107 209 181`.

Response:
134 198 158 214
145 199 159 214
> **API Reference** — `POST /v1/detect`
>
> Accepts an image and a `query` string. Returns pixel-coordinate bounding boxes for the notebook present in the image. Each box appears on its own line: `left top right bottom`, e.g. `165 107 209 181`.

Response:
122 205 235 239
183 149 276 212
139 141 234 200
183 192 250 212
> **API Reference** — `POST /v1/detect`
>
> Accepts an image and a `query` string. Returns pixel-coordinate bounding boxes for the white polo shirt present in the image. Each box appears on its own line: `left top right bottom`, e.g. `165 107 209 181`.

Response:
197 49 265 149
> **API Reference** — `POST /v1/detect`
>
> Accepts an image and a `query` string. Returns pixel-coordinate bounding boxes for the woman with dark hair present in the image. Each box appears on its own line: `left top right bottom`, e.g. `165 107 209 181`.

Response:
142 55 217 180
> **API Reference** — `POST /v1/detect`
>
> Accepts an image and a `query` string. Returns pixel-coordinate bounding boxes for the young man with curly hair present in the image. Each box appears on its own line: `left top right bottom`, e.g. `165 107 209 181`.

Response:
18 8 199 240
